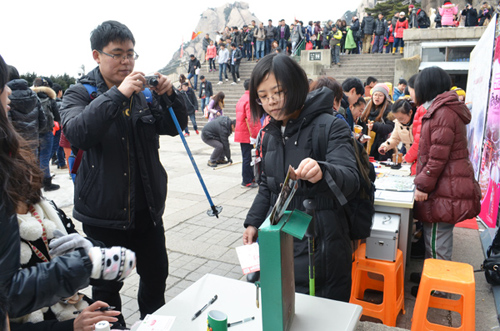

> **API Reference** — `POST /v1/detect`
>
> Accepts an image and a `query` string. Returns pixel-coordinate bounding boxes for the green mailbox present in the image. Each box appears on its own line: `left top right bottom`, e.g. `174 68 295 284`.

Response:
258 209 312 331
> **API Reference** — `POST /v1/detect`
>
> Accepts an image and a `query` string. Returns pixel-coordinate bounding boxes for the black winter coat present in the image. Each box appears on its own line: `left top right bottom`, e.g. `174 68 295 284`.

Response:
462 8 478 26
361 16 376 35
60 67 187 229
374 18 387 35
362 102 394 161
244 88 359 301
351 20 361 40
33 86 60 134
199 80 213 99
7 79 46 146
188 58 201 75
0 202 92 318
201 116 233 160
417 9 430 28
180 87 198 115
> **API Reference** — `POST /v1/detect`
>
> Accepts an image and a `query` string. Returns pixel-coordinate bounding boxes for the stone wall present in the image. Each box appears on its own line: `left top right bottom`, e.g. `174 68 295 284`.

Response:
403 26 487 58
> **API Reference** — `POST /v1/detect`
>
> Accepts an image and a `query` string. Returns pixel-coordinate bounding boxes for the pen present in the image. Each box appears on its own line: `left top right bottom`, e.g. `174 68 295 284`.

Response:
227 316 255 327
191 294 218 321
73 306 116 314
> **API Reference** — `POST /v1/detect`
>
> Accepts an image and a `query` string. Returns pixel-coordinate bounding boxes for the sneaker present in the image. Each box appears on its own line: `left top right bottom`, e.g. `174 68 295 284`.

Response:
241 182 258 188
225 78 228 82
207 161 217 167
184 132 190 137
195 130 199 135
58 164 68 170
217 159 229 165
238 78 241 82
231 82 237 85
217 81 223 85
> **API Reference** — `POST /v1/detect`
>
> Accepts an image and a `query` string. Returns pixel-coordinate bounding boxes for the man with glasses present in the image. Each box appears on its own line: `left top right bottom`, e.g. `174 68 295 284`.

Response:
60 20 187 324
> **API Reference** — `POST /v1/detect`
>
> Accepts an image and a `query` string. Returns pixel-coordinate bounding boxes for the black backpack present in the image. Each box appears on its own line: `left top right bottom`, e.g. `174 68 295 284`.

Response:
312 113 376 240
39 97 54 133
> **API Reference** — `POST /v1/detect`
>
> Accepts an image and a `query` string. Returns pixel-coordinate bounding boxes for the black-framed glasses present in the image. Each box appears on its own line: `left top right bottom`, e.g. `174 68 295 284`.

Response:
256 91 283 105
99 50 139 61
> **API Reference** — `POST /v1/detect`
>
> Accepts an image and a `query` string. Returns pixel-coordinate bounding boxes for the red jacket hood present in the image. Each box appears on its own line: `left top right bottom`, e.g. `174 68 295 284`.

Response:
424 91 471 125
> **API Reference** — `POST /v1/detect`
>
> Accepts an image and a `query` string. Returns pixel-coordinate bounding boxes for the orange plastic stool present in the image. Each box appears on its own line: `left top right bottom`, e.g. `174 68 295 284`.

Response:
349 244 405 326
411 259 475 331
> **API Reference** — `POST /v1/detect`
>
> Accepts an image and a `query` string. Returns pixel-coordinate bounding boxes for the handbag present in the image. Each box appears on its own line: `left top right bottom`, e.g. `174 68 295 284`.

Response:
480 229 500 285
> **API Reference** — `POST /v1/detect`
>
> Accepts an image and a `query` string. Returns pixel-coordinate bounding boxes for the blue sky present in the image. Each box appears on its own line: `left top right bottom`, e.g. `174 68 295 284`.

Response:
1 0 357 77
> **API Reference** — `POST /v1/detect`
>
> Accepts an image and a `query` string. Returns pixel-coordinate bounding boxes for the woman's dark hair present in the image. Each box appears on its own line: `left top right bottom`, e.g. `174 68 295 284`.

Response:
361 95 391 122
0 55 43 213
249 53 309 121
352 96 367 107
213 92 225 109
309 76 343 104
407 73 418 89
90 20 135 51
179 74 187 83
415 67 451 106
391 98 412 115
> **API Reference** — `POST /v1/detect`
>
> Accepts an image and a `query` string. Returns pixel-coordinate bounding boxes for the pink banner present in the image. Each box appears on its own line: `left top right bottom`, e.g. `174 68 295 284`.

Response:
479 35 500 227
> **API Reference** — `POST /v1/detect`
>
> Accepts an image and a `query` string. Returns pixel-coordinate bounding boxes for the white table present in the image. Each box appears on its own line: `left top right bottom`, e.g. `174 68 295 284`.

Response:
373 164 415 268
150 274 362 331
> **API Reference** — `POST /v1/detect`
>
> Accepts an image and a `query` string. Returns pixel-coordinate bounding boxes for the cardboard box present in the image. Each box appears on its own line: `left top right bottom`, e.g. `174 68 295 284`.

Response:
258 210 312 331
366 213 400 262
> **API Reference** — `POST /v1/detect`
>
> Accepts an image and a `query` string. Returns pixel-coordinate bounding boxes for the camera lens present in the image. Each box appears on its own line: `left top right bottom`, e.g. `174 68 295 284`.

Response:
148 77 159 87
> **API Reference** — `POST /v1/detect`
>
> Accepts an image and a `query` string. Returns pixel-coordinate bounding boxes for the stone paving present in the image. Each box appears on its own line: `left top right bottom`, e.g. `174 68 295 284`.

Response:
45 132 499 330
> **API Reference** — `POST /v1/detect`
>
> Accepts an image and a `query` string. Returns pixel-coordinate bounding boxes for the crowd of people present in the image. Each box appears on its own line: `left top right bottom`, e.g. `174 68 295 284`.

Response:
0 6 485 330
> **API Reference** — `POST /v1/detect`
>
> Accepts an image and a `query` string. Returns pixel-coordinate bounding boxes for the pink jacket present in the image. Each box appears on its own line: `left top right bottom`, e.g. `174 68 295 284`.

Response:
404 105 427 175
439 4 458 26
234 91 261 143
206 45 217 60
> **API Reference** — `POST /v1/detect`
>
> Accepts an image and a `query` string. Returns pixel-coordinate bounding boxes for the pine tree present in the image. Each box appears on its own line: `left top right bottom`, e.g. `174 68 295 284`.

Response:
366 0 420 19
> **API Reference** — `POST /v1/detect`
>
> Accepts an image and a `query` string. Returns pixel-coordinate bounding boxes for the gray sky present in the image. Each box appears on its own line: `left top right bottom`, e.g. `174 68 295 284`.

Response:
1 0 357 78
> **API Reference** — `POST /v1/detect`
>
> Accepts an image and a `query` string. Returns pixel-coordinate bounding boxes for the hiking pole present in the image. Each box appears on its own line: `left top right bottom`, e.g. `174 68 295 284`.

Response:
168 107 222 218
303 198 316 296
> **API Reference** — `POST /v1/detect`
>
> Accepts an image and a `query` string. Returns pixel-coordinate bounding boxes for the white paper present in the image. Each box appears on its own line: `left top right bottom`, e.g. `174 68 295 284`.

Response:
136 315 175 331
376 190 414 203
235 243 260 275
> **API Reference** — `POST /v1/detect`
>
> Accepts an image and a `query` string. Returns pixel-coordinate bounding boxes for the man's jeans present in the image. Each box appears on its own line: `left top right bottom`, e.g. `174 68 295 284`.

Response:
279 38 287 52
185 114 198 134
200 97 209 113
51 129 66 167
255 40 264 59
331 45 340 64
187 73 198 90
372 35 384 53
218 63 228 81
39 131 54 179
244 42 252 59
265 39 274 55
231 63 240 82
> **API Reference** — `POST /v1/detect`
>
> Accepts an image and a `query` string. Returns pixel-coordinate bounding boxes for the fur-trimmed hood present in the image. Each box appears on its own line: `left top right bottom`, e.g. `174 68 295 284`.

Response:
31 86 56 100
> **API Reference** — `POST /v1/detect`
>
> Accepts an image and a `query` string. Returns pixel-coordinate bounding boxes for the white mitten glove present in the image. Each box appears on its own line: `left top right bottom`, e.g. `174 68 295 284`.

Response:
49 230 93 256
250 137 257 145
88 247 136 281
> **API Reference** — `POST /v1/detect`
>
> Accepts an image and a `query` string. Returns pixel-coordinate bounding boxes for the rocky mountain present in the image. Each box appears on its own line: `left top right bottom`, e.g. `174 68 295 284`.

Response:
160 2 259 74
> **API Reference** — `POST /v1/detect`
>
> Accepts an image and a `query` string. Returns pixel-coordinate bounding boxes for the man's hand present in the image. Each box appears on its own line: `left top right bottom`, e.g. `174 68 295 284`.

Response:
73 301 120 331
243 226 258 245
295 158 323 183
118 71 146 98
414 189 428 202
150 72 174 96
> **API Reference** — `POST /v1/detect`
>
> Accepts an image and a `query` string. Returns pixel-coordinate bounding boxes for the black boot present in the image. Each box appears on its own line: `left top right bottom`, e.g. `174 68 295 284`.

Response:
246 271 260 283
43 177 60 192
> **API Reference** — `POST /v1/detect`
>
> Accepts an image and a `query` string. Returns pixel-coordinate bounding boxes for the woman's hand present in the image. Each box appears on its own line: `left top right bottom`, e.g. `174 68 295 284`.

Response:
73 301 120 331
295 158 323 184
243 226 258 245
378 145 387 155
414 189 428 202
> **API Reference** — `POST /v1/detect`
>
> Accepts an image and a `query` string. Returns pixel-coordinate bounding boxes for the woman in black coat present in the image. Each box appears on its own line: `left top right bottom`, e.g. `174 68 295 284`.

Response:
242 54 359 301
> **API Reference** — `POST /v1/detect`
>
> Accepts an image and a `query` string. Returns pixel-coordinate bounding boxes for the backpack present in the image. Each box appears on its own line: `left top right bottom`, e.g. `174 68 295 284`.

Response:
39 97 54 133
312 113 376 240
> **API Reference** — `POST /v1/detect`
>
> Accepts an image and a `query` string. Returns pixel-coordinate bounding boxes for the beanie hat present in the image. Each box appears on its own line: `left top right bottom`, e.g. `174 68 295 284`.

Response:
409 4 415 8
371 83 390 100
444 0 452 5
400 11 406 16
451 86 466 98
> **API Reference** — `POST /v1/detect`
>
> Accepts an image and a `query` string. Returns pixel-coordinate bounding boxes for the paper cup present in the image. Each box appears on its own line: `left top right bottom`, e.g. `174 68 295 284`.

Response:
207 310 228 331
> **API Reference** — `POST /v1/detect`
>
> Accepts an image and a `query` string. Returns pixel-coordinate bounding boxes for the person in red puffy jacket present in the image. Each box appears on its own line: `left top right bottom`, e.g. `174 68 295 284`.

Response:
234 79 261 188
393 12 408 54
413 67 481 261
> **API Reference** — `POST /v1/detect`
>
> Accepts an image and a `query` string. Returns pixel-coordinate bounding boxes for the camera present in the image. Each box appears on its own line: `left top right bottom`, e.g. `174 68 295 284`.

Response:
144 75 159 88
